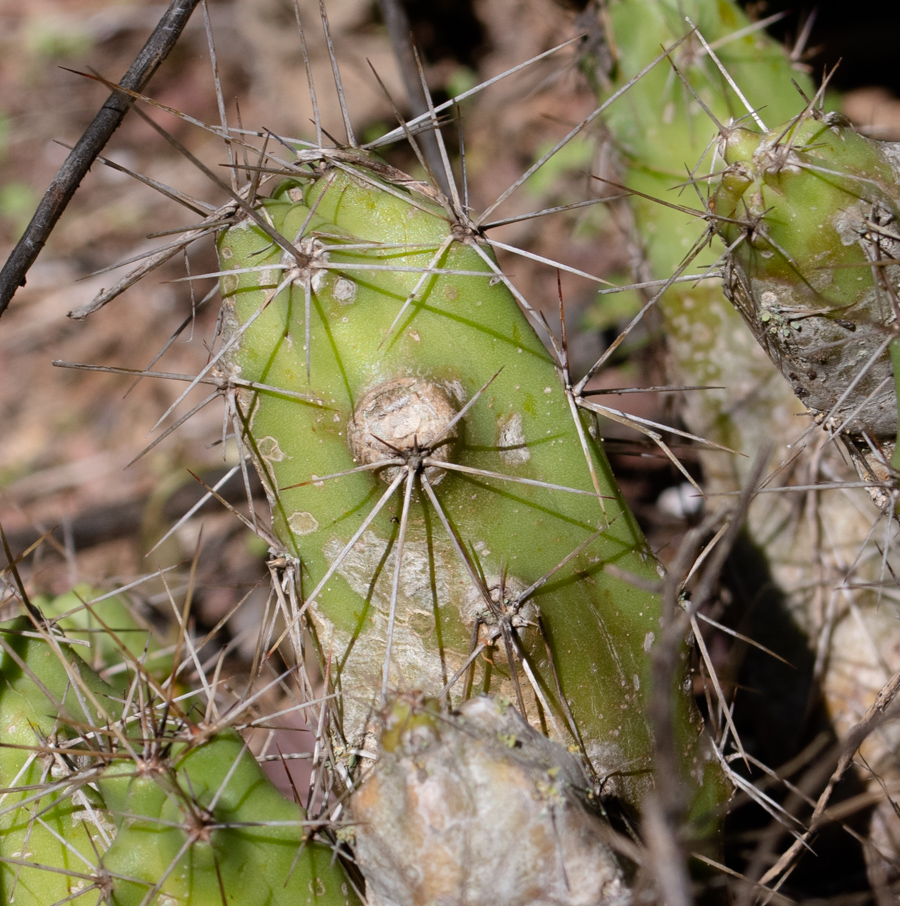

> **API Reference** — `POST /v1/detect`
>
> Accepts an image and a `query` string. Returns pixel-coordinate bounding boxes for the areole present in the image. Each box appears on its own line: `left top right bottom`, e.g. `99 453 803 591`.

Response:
346 376 460 484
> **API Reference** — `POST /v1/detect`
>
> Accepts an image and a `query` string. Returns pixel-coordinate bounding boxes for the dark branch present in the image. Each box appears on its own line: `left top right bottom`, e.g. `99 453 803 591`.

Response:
0 0 204 318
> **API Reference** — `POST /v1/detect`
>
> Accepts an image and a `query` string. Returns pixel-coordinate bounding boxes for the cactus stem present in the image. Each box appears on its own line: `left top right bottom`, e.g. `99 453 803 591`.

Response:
265 360 618 681
378 235 457 347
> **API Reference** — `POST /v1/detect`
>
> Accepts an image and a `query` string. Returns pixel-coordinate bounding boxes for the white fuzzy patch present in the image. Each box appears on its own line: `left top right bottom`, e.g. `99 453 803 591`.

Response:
497 412 530 464
257 435 287 463
333 276 357 303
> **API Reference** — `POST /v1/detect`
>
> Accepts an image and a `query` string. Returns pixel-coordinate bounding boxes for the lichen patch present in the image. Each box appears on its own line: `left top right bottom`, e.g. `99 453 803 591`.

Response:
257 435 287 463
497 412 530 464
288 511 319 535
333 276 357 304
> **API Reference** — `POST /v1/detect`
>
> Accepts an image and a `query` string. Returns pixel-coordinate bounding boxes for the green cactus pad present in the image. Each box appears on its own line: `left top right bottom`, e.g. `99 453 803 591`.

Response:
0 616 124 905
0 612 360 906
34 584 171 680
216 158 715 810
99 730 359 906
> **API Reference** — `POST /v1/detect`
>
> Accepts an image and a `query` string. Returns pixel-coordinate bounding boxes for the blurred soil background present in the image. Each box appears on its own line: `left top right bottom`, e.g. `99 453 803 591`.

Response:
0 0 898 821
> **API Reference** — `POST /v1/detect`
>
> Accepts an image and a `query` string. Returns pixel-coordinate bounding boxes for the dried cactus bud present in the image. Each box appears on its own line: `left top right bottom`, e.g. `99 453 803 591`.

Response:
347 377 459 484
351 695 630 906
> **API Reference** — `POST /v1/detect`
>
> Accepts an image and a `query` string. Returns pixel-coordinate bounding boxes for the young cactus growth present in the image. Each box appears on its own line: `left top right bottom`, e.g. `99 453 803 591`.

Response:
0 606 360 906
216 157 719 813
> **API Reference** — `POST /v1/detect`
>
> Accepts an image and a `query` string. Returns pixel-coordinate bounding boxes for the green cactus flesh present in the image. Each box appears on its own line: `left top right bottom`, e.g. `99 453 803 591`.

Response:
583 0 818 284
0 612 360 906
590 0 899 474
215 159 718 812
33 584 171 681
0 617 123 906
98 731 357 906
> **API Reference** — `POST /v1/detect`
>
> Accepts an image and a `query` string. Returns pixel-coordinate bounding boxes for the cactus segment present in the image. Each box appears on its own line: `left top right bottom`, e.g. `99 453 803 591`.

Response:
580 0 825 466
216 160 712 809
99 730 357 906
0 617 123 906
34 584 170 680
351 694 629 906
712 114 900 440
585 0 900 886
0 613 360 906
582 0 818 281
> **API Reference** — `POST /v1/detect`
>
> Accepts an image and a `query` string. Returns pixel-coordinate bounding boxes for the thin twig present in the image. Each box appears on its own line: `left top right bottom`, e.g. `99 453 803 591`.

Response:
0 0 204 317
375 0 450 197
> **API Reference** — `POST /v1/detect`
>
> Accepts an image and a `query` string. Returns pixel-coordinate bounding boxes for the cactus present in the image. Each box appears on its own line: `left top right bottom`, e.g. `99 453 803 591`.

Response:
712 111 900 450
351 694 629 906
0 2 733 900
583 0 900 893
214 162 718 812
577 0 824 471
0 602 361 906
33 583 170 678
6 0 900 902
